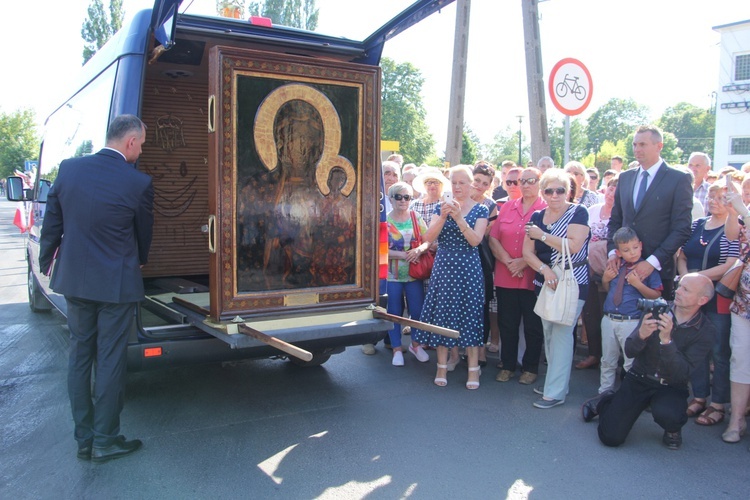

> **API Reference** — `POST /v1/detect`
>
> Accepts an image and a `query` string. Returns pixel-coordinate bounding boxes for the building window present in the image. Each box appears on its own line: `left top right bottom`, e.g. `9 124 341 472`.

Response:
731 137 750 155
737 54 750 81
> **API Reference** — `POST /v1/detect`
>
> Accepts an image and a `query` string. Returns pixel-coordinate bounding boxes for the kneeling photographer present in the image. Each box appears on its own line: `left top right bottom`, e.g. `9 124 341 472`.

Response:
581 273 715 450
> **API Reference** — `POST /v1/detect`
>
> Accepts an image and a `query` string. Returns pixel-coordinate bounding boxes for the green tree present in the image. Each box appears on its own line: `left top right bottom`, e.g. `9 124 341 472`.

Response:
81 0 124 64
485 126 529 166
0 108 39 179
656 102 715 162
586 98 650 151
380 57 435 164
461 125 480 165
247 0 319 30
548 117 588 166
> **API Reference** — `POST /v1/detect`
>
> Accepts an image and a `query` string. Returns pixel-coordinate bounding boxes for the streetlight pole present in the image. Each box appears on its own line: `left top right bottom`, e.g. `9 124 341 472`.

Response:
516 115 523 166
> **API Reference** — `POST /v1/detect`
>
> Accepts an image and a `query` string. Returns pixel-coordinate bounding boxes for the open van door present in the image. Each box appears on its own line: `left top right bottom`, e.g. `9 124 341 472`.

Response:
150 0 182 49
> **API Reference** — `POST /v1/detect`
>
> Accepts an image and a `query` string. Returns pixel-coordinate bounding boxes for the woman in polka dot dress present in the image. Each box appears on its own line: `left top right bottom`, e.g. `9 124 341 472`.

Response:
413 165 489 389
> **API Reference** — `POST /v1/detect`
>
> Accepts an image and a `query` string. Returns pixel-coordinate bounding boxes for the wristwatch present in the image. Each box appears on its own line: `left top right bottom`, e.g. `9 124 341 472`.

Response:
541 234 547 242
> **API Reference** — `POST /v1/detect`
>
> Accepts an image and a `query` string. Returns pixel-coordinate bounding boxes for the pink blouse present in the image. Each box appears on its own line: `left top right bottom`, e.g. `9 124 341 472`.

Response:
489 196 547 290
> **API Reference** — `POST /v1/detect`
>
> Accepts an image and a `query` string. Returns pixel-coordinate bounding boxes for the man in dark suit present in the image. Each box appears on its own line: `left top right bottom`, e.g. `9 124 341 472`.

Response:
607 125 693 300
40 115 153 463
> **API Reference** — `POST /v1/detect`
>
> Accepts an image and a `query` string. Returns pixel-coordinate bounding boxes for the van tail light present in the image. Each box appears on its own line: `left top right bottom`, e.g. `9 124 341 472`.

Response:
379 221 388 280
143 347 163 358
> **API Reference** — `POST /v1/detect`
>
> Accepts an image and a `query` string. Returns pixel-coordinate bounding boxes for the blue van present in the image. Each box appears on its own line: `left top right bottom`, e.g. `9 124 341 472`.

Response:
7 0 454 370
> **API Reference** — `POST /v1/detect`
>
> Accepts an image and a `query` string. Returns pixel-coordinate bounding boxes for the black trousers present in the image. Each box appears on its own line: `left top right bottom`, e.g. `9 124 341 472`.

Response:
66 297 135 448
496 287 544 374
597 371 689 447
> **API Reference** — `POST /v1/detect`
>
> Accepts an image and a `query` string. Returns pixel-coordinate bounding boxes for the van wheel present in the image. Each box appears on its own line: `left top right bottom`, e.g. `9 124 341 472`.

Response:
28 267 51 313
288 352 331 367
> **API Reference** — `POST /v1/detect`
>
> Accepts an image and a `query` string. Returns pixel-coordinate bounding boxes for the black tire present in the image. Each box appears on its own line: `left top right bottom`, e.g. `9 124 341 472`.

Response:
28 267 51 313
288 351 331 367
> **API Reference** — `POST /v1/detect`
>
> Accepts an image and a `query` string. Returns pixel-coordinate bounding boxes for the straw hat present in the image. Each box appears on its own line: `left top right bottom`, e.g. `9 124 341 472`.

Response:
412 168 449 194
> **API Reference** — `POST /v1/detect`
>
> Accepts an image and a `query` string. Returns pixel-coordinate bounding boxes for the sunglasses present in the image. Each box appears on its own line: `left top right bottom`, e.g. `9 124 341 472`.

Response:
505 179 519 186
589 175 598 180
520 178 539 185
392 194 412 201
544 187 567 196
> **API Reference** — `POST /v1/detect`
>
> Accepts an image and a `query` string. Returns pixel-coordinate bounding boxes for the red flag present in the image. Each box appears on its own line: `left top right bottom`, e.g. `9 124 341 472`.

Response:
13 202 31 233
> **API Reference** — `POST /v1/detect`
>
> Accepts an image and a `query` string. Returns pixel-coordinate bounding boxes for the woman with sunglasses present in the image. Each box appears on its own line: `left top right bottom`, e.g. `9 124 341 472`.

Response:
564 161 599 208
490 167 547 386
471 162 500 366
413 165 489 389
385 182 432 366
496 167 524 209
523 169 591 408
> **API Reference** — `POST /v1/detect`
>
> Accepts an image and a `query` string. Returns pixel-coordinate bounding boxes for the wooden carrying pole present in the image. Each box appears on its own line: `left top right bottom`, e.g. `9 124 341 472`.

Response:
371 307 460 339
237 324 314 362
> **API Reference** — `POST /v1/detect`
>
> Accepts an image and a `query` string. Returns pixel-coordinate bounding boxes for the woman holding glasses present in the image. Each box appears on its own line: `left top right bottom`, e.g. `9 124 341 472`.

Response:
523 169 591 408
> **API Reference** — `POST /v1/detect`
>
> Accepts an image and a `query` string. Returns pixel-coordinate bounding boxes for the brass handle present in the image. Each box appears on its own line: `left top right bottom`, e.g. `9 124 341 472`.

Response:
207 95 215 133
207 215 216 253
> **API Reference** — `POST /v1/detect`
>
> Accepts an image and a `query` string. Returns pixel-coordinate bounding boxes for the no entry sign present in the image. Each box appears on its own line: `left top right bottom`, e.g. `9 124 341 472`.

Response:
549 58 593 116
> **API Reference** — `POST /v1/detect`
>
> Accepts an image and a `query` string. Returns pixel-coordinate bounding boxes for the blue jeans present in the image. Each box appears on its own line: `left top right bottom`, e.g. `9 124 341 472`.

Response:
541 299 586 401
689 311 731 404
386 280 425 349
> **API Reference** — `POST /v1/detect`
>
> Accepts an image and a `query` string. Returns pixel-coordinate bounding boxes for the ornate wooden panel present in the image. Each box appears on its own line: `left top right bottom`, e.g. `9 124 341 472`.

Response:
139 75 210 278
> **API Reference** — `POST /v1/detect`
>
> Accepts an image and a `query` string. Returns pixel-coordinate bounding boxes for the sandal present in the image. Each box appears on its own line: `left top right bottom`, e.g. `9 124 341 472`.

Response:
486 343 499 353
434 364 448 387
466 366 481 390
686 399 706 417
696 406 725 426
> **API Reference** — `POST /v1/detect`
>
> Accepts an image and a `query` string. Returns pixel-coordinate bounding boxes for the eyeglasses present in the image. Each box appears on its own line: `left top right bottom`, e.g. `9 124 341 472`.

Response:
392 194 412 201
424 180 441 186
520 178 539 185
544 187 567 196
505 179 519 186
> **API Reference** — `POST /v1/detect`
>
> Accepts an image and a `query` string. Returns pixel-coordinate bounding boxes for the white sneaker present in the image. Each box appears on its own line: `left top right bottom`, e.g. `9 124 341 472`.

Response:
361 344 376 355
392 350 404 366
409 344 430 362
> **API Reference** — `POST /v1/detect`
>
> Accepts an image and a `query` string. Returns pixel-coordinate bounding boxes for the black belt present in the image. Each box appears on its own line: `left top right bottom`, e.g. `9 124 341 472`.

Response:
606 313 640 321
563 258 589 270
628 370 669 386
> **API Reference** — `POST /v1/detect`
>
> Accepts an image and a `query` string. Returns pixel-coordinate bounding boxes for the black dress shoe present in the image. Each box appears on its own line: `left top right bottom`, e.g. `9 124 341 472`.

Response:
91 437 143 463
662 430 682 450
581 397 599 422
77 442 92 460
581 391 613 422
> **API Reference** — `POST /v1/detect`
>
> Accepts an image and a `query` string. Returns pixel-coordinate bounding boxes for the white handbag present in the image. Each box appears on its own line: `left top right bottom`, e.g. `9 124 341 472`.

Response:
534 237 580 326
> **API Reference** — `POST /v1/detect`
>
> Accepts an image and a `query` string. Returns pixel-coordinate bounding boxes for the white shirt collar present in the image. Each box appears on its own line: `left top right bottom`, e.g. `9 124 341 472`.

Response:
639 157 663 177
103 147 127 161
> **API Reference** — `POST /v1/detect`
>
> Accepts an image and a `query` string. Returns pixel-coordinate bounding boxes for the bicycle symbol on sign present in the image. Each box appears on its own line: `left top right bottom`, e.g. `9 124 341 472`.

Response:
555 74 587 101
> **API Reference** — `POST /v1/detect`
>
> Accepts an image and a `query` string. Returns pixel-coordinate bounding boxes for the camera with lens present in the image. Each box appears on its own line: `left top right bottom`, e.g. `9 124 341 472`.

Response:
636 297 669 319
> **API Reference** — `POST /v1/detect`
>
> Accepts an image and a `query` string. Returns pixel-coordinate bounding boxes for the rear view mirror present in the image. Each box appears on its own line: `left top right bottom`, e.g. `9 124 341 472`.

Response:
5 176 26 202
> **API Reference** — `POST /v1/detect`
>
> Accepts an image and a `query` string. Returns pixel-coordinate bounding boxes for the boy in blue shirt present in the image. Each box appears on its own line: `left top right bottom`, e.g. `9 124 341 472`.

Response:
599 227 663 394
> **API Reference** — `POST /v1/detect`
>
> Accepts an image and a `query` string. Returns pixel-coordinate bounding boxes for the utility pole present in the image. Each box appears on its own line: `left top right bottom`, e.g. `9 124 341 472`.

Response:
521 0 550 163
445 0 471 167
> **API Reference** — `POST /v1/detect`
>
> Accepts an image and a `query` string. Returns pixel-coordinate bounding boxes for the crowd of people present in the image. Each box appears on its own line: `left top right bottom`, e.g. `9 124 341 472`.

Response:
368 125 750 451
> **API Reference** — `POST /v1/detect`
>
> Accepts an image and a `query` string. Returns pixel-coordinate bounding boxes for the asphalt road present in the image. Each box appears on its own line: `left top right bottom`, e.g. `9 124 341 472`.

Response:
0 198 748 499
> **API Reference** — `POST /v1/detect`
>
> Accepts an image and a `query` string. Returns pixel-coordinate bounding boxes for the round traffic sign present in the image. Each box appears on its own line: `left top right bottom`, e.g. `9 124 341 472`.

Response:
548 58 593 116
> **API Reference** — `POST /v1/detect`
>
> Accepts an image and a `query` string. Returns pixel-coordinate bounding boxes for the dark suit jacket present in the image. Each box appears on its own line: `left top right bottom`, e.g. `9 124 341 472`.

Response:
39 149 154 303
607 161 693 282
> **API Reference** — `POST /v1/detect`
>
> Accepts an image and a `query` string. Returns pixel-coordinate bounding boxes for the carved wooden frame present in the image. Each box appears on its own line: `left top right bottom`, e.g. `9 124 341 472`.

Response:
208 46 380 321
